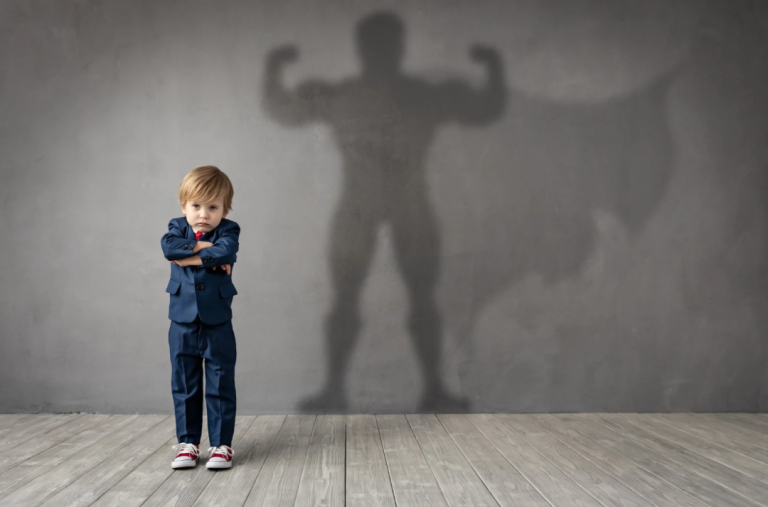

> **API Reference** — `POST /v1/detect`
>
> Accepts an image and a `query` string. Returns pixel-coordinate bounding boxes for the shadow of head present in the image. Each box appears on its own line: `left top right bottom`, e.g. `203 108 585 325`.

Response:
355 11 405 79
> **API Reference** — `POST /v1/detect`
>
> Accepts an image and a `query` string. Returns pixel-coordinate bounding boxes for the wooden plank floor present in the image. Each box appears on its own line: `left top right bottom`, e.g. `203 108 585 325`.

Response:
0 414 767 507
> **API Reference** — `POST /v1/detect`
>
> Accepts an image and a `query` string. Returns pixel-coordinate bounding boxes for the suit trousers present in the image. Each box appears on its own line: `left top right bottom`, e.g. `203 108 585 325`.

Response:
168 315 237 447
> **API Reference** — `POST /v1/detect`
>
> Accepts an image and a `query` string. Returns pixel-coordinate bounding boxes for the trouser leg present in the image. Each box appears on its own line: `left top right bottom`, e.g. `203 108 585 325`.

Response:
201 319 237 447
168 317 205 444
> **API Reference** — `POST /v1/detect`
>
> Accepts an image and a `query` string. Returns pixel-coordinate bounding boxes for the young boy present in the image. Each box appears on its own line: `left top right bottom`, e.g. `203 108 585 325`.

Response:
160 165 240 470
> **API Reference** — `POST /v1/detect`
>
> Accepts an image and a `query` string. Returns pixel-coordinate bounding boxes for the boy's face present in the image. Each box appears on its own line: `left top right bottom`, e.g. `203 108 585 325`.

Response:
181 196 228 233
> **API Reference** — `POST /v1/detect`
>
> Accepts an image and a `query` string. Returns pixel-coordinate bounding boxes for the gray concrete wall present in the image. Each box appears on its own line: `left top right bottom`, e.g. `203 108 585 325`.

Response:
1 0 767 414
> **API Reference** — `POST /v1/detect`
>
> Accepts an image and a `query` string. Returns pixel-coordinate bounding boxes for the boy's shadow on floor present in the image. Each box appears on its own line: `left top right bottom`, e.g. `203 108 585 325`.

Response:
261 11 676 413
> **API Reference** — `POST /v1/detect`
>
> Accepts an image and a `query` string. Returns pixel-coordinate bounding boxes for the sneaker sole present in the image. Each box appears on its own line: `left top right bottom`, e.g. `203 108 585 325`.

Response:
206 461 232 469
172 460 198 469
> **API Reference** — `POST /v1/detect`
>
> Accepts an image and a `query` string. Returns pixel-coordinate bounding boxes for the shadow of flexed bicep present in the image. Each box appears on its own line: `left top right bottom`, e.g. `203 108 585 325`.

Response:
430 45 508 126
262 45 337 126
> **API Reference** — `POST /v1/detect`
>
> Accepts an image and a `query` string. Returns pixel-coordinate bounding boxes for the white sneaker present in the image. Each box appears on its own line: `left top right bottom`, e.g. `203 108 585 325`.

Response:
172 443 200 469
206 445 234 469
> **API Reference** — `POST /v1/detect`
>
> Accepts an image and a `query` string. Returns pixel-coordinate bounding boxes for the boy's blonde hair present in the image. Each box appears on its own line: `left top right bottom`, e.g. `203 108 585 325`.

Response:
178 165 234 215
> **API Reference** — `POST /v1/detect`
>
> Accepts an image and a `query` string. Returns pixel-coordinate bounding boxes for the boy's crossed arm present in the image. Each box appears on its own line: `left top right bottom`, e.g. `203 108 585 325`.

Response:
171 242 229 270
161 219 240 273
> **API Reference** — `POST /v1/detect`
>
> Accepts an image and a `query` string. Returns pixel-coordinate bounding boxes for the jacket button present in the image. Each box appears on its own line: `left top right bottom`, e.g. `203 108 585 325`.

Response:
196 284 205 290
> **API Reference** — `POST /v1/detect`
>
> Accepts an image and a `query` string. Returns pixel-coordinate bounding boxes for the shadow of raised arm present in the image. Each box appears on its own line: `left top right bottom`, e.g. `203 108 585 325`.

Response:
262 45 336 126
433 44 507 125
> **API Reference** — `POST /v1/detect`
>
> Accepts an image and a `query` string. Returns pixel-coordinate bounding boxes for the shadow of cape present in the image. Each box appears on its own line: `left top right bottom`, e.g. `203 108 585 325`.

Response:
437 67 679 404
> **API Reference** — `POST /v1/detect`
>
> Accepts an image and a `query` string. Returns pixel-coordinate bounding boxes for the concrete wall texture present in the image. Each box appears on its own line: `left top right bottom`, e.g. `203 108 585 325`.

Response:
1 0 767 414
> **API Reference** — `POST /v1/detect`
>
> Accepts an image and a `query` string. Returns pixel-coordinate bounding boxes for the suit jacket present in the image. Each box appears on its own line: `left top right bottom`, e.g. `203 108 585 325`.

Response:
161 216 240 325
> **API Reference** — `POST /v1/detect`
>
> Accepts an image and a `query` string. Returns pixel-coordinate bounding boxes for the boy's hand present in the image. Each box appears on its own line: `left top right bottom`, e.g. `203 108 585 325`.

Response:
171 256 200 267
212 264 232 275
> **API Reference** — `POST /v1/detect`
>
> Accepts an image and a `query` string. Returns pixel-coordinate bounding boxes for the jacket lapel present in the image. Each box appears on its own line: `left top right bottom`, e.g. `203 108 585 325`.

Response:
184 217 195 241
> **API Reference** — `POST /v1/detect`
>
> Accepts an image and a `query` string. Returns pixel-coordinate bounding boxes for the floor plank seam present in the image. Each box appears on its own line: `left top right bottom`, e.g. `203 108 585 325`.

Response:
437 415 507 507
499 415 618 507
622 415 768 480
474 415 558 507
81 415 173 507
375 415 401 507
590 415 763 507
404 414 452 507
529 415 682 507
0 414 103 477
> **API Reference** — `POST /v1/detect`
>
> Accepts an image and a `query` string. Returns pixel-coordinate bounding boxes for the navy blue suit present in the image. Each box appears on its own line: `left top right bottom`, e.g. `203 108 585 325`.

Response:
161 216 240 447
